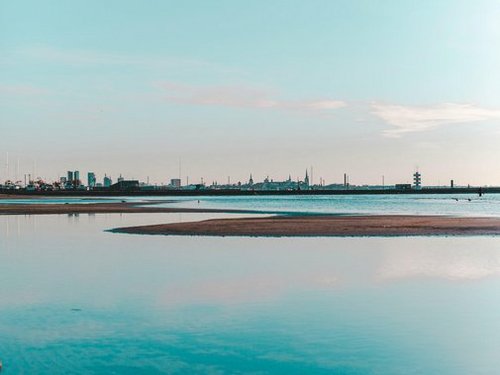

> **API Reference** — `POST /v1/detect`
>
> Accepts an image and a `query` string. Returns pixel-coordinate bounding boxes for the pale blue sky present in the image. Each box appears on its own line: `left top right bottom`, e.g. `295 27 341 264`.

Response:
1 1 500 185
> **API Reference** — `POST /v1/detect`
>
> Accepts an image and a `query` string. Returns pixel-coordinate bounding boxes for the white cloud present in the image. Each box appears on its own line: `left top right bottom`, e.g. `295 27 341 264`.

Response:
372 102 500 137
160 82 346 112
0 83 47 96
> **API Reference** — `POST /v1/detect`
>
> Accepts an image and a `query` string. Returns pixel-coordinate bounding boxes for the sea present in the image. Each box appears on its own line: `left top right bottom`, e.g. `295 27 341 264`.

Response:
1 194 500 374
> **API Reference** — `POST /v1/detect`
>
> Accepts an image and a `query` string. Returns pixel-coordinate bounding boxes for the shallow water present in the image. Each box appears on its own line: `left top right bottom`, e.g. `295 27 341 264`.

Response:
165 193 500 217
2 193 500 217
2 211 500 374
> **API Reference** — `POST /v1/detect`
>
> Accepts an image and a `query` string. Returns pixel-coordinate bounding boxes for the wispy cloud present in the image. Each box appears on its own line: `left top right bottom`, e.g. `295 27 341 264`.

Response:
0 83 48 97
13 45 215 70
372 102 500 137
160 82 346 112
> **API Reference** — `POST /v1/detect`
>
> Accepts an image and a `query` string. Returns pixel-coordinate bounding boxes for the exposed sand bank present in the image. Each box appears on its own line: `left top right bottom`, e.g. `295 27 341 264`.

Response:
111 215 500 237
0 201 254 215
0 194 34 199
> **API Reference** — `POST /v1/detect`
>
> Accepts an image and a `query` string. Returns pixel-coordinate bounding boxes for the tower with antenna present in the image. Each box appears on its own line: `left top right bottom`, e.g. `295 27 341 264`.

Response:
178 157 182 183
413 169 422 190
5 152 9 182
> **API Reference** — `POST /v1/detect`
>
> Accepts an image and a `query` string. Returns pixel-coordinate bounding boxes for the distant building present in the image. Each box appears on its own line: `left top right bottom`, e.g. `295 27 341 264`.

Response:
247 175 301 191
110 180 139 192
170 178 181 188
304 170 309 187
413 171 422 189
395 184 412 190
117 174 124 183
66 170 80 188
87 172 96 189
103 175 112 187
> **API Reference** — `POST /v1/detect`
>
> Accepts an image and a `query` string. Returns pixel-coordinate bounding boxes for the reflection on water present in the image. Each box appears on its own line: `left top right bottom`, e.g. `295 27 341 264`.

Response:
377 242 500 281
1 214 500 374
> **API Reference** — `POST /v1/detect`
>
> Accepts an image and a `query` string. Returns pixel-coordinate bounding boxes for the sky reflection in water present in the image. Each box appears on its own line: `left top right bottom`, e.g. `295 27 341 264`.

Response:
1 213 500 374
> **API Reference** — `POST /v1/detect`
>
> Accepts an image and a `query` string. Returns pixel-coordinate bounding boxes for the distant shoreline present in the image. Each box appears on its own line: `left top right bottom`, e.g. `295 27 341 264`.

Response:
0 186 492 197
111 215 500 237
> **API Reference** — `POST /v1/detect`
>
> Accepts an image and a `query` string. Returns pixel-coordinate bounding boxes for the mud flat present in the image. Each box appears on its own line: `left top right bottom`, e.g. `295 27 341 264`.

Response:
0 201 255 215
111 215 500 237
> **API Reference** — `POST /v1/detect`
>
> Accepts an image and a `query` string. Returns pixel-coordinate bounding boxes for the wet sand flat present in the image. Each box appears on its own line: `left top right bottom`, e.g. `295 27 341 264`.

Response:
0 201 254 215
111 215 500 237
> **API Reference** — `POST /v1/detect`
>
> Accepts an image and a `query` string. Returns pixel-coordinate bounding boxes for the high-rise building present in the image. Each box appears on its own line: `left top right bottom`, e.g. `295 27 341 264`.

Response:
103 175 112 187
87 172 96 188
67 170 80 187
304 169 309 187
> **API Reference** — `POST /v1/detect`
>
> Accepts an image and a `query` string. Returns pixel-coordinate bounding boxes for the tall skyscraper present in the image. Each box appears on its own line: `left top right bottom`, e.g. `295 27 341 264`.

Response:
103 175 112 187
87 172 96 188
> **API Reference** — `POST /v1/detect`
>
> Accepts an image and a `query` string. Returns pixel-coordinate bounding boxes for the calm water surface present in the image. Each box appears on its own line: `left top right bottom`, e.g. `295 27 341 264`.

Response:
165 193 500 217
3 193 500 217
1 199 500 374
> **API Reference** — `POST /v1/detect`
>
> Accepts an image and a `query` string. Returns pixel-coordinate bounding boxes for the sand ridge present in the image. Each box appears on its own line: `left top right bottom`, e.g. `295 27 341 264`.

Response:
111 215 500 237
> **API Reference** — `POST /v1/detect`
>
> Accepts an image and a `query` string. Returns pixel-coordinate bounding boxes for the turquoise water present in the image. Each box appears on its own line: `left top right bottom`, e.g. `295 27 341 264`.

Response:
2 197 500 373
3 193 500 217
165 193 500 217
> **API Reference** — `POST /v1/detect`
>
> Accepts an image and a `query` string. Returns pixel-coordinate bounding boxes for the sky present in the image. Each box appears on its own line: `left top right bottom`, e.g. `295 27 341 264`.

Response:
1 0 500 186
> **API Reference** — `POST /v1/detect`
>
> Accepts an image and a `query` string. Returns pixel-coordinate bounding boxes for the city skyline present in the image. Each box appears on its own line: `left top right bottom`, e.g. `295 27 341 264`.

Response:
0 150 497 188
2 1 500 185
0 159 481 190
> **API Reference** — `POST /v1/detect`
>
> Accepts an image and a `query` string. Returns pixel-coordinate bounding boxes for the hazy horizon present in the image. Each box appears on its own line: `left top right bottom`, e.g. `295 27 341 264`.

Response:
2 1 500 186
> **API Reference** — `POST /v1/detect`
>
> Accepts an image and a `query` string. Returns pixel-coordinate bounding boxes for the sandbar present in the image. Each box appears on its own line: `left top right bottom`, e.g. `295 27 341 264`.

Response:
111 215 500 237
0 201 254 215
